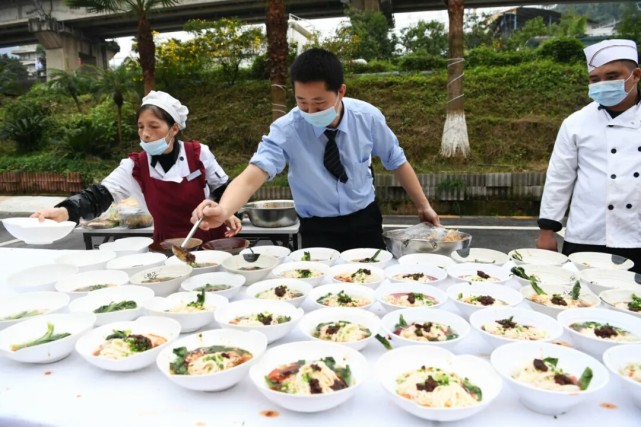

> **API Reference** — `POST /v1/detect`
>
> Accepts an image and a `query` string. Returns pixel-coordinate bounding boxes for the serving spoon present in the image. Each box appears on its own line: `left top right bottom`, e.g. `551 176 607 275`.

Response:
171 217 203 264
243 246 260 263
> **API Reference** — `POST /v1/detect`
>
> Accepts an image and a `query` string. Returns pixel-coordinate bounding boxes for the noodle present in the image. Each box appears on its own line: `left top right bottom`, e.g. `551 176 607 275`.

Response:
265 357 351 395
396 366 481 408
312 321 371 342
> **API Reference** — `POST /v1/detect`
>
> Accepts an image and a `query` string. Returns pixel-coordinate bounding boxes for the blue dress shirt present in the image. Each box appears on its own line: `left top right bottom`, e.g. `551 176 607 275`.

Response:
250 97 407 218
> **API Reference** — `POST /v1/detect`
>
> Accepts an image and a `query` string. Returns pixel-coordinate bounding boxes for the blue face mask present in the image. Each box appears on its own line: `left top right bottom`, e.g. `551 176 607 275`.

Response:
300 96 340 128
588 72 634 107
140 133 170 156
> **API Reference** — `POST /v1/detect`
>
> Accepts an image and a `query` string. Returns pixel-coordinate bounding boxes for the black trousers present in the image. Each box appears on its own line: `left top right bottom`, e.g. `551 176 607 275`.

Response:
562 241 641 273
299 201 385 252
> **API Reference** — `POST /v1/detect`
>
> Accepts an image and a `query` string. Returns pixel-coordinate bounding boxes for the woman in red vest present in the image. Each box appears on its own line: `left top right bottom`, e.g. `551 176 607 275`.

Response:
32 91 240 243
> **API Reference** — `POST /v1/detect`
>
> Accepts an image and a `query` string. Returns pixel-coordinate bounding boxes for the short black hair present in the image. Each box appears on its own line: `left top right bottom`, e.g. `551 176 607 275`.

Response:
619 59 640 71
290 48 344 93
137 104 175 127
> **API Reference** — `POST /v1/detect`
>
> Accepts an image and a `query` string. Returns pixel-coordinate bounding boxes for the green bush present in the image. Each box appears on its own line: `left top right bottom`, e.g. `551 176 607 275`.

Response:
397 53 447 71
537 37 585 63
1 98 52 153
349 59 398 74
466 46 537 67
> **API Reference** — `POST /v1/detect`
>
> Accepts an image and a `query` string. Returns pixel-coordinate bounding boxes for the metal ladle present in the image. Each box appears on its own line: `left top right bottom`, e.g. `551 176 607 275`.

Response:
243 246 260 263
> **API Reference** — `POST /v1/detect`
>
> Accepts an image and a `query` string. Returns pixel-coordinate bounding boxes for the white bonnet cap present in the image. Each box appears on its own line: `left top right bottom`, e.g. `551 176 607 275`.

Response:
584 39 638 72
141 90 189 129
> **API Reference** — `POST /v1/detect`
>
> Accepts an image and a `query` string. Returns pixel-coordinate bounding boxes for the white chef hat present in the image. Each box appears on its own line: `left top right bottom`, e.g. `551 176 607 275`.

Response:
584 39 638 72
141 90 189 129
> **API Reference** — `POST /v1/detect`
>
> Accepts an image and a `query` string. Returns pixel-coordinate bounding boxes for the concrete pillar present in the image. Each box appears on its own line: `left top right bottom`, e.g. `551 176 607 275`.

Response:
349 0 381 11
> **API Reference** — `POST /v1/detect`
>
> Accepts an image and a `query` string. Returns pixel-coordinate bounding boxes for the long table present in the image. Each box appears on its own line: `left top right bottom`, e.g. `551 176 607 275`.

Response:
78 219 301 250
0 247 638 427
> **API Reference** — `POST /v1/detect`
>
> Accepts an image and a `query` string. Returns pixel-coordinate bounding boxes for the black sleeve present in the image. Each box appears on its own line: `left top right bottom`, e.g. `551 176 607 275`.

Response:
210 179 230 203
55 184 114 224
537 218 563 232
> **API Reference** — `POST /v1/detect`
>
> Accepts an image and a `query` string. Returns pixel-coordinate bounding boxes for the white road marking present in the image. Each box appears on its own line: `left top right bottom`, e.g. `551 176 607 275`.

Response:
0 239 20 247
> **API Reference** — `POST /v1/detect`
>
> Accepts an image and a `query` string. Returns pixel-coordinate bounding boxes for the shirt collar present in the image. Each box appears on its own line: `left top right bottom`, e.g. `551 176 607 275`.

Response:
310 99 350 139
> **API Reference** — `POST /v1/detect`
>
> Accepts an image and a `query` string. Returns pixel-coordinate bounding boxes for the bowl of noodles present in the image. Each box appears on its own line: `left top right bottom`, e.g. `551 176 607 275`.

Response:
156 329 268 391
377 346 502 421
382 223 472 259
298 307 381 351
141 291 228 333
602 344 641 409
248 340 370 412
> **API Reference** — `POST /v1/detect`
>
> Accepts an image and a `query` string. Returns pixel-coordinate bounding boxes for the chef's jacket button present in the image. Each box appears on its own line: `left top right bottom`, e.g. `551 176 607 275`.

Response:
608 205 614 210
607 125 614 128
638 147 641 151
635 172 640 178
611 174 617 179
180 156 184 161
611 148 617 154
627 204 633 209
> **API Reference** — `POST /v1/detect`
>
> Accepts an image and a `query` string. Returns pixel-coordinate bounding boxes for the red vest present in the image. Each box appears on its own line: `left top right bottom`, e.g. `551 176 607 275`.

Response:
129 141 226 243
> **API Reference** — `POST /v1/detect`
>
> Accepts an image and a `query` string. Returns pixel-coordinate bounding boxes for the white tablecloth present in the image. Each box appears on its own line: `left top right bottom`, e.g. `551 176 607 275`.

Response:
0 248 638 427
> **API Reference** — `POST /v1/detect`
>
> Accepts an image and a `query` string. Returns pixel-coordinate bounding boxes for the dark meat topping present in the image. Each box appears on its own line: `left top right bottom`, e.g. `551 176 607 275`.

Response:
330 378 348 391
416 376 439 392
594 324 618 339
496 317 517 329
551 295 567 306
476 295 496 306
308 378 323 394
274 286 287 297
310 364 321 372
403 273 426 281
533 359 548 372
477 270 490 279
407 293 416 304
325 324 341 335
554 373 576 386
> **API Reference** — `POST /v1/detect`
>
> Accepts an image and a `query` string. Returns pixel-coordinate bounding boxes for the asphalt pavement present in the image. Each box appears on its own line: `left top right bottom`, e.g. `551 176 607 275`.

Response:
0 195 552 253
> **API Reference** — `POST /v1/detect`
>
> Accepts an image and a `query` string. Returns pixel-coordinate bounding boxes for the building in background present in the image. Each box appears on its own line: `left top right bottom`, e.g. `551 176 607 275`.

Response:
11 44 40 77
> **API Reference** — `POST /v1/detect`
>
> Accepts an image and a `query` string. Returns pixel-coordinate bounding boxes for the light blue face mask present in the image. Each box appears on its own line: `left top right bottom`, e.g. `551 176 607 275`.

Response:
588 71 635 107
300 96 340 128
140 133 170 156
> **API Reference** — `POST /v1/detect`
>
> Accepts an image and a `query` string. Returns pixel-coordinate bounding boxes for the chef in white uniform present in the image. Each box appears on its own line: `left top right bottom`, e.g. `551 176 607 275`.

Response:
536 39 641 273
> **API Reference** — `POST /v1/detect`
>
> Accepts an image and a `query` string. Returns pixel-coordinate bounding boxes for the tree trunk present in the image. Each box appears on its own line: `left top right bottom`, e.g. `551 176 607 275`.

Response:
114 92 123 145
137 14 156 95
441 0 470 158
266 0 289 122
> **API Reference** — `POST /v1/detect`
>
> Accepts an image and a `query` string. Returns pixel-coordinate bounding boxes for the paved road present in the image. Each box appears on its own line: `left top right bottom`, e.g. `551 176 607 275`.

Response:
0 215 555 254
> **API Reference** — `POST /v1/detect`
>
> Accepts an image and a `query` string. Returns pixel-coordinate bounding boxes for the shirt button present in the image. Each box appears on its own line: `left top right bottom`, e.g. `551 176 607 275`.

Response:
608 205 614 210
611 148 617 154
611 174 617 179
627 204 633 209
638 147 641 152
180 156 184 161
635 172 640 178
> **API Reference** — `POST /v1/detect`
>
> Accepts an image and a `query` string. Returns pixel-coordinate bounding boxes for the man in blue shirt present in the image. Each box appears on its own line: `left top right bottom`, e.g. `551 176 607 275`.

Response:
193 48 440 251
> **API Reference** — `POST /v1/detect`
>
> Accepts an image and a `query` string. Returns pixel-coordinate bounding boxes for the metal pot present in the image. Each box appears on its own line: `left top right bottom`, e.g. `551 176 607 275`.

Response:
382 224 472 259
238 200 297 228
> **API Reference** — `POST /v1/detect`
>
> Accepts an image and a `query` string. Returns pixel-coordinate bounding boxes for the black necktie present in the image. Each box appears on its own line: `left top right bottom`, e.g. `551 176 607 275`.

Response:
323 129 348 183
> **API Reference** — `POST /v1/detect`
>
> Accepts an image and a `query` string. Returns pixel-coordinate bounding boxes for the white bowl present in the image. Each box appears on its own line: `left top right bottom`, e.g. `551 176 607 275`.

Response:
600 289 641 318
74 316 181 372
398 253 456 269
156 329 268 391
100 236 153 257
340 248 393 268
289 247 340 266
447 282 524 319
1 217 76 245
129 264 193 297
557 308 641 358
521 283 601 318
68 285 154 326
298 307 381 350
512 264 578 287
165 249 231 275
245 278 312 308
580 268 641 295
240 245 291 263
308 283 376 310
248 341 370 412
508 248 568 266
602 344 641 408
141 291 228 333
450 248 509 265
0 292 70 330
180 271 245 300
215 299 303 344
105 252 167 277
375 282 448 313
221 254 279 285
54 269 130 298
490 341 609 415
446 263 512 284
0 312 96 363
272 261 330 287
55 250 117 272
384 264 447 285
569 251 634 271
469 307 564 350
377 346 502 421
380 308 470 350
8 263 79 292
328 264 385 289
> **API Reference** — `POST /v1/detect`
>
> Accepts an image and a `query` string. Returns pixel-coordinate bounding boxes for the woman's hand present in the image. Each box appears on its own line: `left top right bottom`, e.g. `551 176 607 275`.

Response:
30 207 69 223
224 215 242 237
192 200 226 231
418 205 441 227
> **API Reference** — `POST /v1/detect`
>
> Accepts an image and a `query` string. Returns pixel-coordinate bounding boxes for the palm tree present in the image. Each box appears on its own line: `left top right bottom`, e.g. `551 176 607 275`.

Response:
64 0 178 95
265 0 289 121
441 0 470 158
47 68 90 112
87 64 140 145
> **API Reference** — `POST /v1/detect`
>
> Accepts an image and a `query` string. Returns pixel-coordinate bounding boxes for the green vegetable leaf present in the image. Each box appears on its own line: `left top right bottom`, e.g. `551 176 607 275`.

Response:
105 329 130 340
543 357 558 368
530 278 547 295
512 250 523 261
571 281 581 301
463 378 483 401
10 322 71 351
302 251 311 261
579 367 593 390
375 333 393 350
94 300 137 314
187 289 206 309
396 314 408 329
169 346 189 375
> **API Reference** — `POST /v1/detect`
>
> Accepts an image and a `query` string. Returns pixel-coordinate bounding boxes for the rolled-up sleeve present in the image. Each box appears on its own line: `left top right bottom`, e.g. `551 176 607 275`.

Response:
250 122 289 180
200 143 228 190
370 110 407 170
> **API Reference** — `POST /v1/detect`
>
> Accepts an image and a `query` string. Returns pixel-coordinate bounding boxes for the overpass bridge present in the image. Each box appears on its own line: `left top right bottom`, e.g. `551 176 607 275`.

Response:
0 0 613 73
